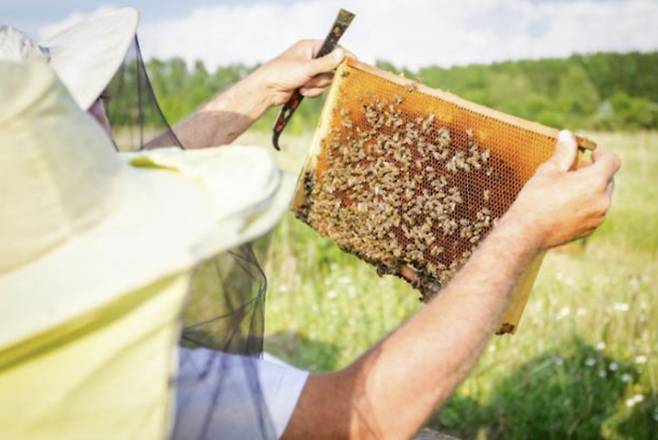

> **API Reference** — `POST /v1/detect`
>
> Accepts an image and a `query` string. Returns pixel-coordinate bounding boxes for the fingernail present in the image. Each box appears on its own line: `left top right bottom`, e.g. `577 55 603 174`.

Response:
333 48 344 61
558 130 572 143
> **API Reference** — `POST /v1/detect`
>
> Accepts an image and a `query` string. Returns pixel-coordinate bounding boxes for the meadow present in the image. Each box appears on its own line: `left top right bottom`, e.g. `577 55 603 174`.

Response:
247 131 658 439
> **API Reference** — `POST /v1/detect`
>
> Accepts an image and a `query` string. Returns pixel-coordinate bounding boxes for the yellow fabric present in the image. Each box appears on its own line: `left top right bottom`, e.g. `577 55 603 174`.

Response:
0 272 189 439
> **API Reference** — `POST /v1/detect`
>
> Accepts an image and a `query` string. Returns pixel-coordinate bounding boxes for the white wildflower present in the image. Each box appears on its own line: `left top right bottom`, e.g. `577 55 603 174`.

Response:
598 369 607 379
609 362 619 371
612 302 630 312
629 277 640 290
585 357 596 367
595 341 607 351
621 373 632 383
337 276 352 285
634 355 648 364
625 394 644 408
327 290 337 299
553 356 564 366
556 306 571 320
576 307 587 316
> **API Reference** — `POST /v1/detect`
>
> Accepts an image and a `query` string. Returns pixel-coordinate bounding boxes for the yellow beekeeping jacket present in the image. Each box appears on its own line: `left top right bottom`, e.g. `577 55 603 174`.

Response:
0 273 189 439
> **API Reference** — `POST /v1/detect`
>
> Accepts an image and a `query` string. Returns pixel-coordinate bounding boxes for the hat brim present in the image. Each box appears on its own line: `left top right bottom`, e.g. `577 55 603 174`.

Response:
39 7 139 110
0 145 295 360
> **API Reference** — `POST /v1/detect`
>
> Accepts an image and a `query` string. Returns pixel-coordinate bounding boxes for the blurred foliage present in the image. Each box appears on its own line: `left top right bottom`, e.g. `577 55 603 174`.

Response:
110 51 658 133
411 51 658 131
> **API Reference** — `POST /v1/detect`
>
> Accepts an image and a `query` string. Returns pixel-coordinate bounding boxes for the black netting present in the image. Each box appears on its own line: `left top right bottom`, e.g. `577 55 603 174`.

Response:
104 36 276 439
105 36 183 151
181 244 267 356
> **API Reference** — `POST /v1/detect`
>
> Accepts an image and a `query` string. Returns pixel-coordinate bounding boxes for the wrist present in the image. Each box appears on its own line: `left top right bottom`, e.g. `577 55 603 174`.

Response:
242 66 277 109
495 207 545 253
205 70 272 120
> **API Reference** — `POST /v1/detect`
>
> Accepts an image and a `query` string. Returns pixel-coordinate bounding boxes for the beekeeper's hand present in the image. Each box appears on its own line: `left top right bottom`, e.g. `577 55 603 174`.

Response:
507 130 620 250
252 39 355 106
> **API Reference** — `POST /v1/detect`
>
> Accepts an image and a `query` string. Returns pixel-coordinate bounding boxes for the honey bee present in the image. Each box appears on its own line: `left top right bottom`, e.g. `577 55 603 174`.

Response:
405 82 418 93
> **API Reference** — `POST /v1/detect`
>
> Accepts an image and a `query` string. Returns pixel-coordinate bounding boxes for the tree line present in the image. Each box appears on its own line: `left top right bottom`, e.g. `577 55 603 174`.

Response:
108 51 658 134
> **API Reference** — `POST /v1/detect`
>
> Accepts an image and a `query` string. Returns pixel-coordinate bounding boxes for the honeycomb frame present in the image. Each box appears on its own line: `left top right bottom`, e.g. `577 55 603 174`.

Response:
292 58 595 334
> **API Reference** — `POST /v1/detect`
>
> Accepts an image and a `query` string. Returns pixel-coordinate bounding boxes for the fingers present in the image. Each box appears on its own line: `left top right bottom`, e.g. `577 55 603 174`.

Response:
339 45 358 60
300 87 326 98
306 48 345 77
592 146 622 172
303 72 334 89
606 178 615 199
300 72 335 97
305 39 324 57
305 39 356 59
548 130 578 172
585 147 622 184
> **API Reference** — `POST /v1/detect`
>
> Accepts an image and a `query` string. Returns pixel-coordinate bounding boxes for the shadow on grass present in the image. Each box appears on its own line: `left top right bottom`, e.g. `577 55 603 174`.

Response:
431 338 653 439
265 331 341 372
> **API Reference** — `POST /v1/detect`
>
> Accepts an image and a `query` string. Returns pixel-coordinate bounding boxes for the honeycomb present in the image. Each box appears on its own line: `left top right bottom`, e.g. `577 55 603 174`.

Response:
292 58 595 334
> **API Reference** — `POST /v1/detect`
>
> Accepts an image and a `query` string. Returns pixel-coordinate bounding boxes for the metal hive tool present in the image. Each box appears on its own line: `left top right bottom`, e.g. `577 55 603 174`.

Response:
291 58 595 334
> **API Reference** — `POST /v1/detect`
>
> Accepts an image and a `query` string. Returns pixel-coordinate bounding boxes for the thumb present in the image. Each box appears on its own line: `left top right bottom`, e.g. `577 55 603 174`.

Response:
306 48 345 77
547 130 578 172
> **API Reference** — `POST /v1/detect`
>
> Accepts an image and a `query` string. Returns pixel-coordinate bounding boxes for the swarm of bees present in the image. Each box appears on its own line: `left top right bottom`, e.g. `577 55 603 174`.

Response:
295 91 515 300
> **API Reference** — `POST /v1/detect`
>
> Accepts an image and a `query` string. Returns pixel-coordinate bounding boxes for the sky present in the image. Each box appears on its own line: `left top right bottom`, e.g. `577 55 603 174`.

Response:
3 0 658 69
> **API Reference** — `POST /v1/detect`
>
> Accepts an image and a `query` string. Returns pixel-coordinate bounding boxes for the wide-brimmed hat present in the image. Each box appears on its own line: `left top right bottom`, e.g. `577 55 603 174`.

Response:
0 60 294 357
0 7 138 109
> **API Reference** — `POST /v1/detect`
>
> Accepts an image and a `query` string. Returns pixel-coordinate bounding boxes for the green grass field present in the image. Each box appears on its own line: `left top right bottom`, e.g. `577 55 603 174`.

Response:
247 131 657 439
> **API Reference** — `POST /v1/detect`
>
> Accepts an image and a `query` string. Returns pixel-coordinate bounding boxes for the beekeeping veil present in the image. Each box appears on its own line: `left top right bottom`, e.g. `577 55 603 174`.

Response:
0 8 293 439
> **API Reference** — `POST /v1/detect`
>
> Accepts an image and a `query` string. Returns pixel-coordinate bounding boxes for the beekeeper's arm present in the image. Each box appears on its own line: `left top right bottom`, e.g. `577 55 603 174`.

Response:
282 133 620 439
146 40 349 149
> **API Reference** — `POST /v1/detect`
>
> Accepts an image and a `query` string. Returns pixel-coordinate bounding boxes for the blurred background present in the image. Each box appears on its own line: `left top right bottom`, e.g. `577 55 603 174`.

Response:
5 0 657 438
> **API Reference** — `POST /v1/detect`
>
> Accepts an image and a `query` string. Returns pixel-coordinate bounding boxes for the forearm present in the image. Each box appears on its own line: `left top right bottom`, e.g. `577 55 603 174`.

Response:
284 213 542 439
148 73 271 149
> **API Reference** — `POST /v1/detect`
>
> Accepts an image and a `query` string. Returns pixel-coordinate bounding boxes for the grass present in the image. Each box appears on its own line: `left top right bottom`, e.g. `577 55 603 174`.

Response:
240 131 657 439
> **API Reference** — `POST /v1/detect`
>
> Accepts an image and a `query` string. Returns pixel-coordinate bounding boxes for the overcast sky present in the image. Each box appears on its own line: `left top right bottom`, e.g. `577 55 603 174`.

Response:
3 0 658 69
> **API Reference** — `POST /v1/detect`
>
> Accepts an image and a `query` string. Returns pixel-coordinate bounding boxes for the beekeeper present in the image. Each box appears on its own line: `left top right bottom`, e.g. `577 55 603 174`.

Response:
0 7 620 440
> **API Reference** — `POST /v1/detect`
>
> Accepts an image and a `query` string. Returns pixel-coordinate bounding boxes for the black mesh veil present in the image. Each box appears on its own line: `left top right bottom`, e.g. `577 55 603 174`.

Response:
104 37 183 151
104 36 277 439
